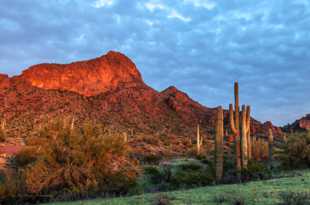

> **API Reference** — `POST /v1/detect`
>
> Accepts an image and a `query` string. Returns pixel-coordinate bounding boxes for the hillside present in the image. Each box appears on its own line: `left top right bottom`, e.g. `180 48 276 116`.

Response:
44 169 310 205
0 51 282 158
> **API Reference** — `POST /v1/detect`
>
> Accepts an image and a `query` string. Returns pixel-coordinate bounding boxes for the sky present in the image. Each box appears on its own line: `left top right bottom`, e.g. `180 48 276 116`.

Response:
0 0 310 126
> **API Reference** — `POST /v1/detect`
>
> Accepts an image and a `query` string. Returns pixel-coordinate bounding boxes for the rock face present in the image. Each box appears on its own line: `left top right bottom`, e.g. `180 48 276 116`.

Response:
0 51 282 142
299 115 310 130
286 114 310 131
21 51 143 96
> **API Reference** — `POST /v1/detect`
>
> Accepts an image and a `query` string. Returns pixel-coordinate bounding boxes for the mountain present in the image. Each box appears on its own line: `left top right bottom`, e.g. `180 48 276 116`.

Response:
0 51 282 156
284 114 310 132
21 51 143 96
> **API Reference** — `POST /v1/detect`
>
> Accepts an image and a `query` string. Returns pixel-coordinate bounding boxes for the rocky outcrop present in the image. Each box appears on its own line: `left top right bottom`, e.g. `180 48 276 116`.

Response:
285 114 310 132
298 115 310 130
21 51 143 96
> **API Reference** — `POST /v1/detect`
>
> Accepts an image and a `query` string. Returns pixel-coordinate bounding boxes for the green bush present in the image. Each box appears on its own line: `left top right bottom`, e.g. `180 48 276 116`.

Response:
152 194 172 205
142 159 214 192
142 154 163 165
144 166 164 185
2 119 140 203
278 191 310 205
241 160 271 181
213 193 246 205
276 132 310 169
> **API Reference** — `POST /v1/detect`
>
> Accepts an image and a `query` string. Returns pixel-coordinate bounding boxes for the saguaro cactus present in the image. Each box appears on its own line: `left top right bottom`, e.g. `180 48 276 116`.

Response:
229 82 241 172
229 82 251 170
1 119 6 130
123 132 128 143
196 124 203 155
70 117 75 130
246 106 252 160
215 106 224 182
268 128 274 162
241 105 251 169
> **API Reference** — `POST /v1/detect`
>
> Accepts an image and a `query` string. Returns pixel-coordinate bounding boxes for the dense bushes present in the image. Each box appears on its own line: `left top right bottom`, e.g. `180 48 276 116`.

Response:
0 120 140 203
241 160 271 181
142 158 214 192
276 131 310 169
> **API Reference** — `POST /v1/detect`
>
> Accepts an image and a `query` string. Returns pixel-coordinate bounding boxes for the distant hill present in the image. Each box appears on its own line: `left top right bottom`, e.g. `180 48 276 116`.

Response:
283 114 310 132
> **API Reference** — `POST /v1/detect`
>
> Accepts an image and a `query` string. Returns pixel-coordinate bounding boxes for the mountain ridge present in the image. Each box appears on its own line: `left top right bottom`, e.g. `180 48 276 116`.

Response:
0 51 283 149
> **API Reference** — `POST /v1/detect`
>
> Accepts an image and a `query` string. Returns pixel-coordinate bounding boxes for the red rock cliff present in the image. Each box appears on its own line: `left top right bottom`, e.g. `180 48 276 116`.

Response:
21 51 143 96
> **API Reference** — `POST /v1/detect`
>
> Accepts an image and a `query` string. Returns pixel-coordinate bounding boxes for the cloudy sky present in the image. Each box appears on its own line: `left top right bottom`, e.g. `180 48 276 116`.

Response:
1 0 310 125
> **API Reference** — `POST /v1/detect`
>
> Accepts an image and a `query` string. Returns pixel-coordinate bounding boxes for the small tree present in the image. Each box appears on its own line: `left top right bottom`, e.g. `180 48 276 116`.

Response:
13 119 140 200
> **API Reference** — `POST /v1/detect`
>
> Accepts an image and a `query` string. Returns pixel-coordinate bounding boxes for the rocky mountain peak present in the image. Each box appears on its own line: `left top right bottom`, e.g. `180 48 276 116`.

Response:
20 51 143 96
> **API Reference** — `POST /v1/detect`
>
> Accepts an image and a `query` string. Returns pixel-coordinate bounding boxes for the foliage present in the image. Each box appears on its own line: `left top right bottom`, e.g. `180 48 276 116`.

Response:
142 158 214 192
213 193 247 205
1 119 140 203
278 191 310 205
241 160 271 181
152 194 172 205
276 131 310 169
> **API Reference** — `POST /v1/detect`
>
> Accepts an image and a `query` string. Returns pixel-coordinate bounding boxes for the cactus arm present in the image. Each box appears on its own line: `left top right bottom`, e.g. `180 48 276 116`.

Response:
246 105 251 133
241 105 248 169
229 104 238 135
234 82 240 134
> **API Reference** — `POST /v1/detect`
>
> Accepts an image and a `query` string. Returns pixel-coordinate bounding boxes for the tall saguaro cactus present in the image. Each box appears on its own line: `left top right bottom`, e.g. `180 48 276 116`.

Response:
196 124 203 155
229 82 251 170
215 106 224 182
241 105 251 169
229 82 241 172
268 128 274 162
246 106 252 160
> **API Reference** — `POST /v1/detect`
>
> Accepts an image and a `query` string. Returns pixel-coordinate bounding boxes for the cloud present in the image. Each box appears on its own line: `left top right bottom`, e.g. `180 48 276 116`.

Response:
167 9 191 22
144 1 191 22
144 2 166 12
0 0 310 125
92 0 114 8
183 0 216 10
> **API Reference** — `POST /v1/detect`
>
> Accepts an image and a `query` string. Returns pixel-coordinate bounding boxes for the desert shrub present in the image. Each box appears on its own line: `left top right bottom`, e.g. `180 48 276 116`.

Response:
13 148 38 168
144 166 164 185
241 160 271 181
169 163 212 189
213 194 227 204
143 154 163 165
152 194 172 205
167 159 213 189
213 193 246 205
143 159 214 192
278 191 310 205
3 119 140 202
276 132 310 169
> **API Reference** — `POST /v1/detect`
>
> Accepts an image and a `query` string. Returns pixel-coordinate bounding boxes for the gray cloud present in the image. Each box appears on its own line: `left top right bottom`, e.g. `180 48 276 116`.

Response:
0 0 310 125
